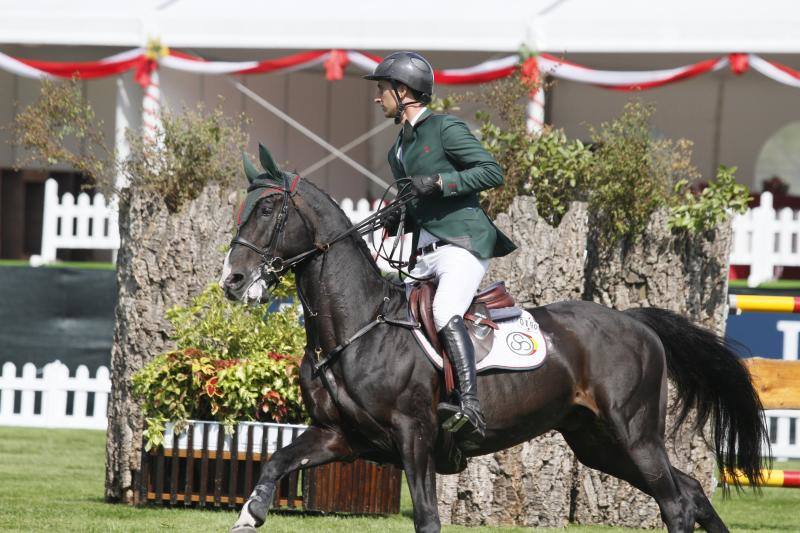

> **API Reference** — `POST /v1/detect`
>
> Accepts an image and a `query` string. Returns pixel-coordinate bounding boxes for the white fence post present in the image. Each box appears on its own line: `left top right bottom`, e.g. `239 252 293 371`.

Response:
42 361 69 428
748 191 775 287
0 362 16 420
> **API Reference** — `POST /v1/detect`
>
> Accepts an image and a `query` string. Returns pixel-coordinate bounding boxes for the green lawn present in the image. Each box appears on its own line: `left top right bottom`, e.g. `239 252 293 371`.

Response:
729 279 800 290
0 259 115 270
0 427 798 532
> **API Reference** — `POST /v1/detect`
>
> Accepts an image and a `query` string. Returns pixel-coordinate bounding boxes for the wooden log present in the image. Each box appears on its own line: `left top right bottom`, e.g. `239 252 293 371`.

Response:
745 358 800 409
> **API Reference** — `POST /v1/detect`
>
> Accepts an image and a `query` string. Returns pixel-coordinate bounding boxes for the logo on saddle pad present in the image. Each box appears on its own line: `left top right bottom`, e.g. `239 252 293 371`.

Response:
506 332 538 356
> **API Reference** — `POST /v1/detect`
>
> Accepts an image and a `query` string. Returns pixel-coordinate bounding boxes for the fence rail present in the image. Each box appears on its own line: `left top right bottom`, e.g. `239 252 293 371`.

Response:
30 179 411 270
0 361 110 430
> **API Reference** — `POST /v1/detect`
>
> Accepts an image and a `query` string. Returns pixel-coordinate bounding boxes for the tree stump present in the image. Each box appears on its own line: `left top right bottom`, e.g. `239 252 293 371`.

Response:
437 197 588 527
438 200 733 528
574 208 731 527
104 185 233 503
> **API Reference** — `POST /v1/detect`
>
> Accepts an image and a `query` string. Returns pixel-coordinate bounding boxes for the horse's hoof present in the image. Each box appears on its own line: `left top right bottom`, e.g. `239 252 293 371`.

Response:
230 526 257 533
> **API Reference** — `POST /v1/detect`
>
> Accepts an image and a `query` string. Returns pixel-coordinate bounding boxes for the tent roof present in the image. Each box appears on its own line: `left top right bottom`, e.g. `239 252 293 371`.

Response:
1 0 799 53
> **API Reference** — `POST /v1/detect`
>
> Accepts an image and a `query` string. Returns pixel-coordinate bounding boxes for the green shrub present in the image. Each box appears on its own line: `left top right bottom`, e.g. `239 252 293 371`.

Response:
668 165 750 233
470 75 750 243
132 279 306 449
12 79 248 212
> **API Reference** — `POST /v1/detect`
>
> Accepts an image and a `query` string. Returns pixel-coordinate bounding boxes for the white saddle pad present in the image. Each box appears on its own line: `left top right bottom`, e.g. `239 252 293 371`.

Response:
412 309 548 373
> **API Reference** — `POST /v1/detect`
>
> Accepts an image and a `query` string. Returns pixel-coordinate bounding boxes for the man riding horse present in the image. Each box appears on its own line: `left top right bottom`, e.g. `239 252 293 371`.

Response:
365 51 517 442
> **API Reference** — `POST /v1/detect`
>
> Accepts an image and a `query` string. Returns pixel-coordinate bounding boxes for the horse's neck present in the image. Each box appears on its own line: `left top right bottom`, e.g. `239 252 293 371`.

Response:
294 188 392 350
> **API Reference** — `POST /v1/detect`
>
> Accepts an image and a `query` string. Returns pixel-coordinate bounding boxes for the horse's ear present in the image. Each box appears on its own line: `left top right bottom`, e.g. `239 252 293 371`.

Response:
242 152 260 184
258 143 281 179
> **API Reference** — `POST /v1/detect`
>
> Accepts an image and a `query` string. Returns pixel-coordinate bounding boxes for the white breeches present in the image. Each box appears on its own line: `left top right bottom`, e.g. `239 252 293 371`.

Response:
406 245 489 331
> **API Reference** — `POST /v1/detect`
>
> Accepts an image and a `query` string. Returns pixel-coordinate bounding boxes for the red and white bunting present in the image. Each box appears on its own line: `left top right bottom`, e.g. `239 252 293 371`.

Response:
3 47 800 92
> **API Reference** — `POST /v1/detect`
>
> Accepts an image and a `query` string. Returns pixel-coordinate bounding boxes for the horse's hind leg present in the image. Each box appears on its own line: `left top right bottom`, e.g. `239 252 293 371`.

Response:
672 467 729 533
231 426 354 532
561 419 695 533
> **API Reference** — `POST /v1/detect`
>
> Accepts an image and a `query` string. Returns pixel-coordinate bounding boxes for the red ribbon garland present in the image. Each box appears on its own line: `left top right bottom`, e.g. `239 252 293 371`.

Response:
8 48 800 92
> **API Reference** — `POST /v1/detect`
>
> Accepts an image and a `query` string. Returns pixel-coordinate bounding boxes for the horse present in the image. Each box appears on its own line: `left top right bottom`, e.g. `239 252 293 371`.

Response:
221 147 767 533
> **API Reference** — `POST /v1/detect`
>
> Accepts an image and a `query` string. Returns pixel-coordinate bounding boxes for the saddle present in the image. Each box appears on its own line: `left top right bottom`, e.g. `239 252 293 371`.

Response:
409 281 522 393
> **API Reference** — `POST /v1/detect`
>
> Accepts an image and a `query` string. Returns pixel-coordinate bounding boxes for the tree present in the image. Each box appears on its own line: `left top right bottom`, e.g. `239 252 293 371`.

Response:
12 81 248 502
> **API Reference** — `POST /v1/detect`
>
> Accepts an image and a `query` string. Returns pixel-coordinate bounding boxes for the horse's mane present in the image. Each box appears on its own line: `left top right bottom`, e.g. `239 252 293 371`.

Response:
298 178 404 292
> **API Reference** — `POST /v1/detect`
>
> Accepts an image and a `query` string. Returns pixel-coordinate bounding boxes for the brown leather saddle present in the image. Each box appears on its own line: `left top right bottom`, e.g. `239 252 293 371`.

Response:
409 281 522 393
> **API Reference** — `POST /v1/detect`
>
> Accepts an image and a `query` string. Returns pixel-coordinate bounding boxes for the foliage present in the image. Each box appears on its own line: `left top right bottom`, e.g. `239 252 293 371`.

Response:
471 75 750 243
11 78 248 212
165 278 302 358
132 281 306 448
123 104 248 212
668 165 750 233
479 118 592 225
10 79 114 185
585 102 675 243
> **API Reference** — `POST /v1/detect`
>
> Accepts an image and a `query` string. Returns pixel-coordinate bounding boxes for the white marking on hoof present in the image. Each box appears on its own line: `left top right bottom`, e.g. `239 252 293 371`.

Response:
231 500 258 531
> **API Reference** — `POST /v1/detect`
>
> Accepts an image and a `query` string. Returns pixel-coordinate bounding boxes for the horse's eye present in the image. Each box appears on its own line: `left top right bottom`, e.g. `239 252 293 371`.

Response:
261 206 274 216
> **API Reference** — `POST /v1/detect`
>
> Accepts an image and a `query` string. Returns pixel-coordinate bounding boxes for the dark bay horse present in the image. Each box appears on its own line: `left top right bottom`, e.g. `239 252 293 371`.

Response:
221 154 767 533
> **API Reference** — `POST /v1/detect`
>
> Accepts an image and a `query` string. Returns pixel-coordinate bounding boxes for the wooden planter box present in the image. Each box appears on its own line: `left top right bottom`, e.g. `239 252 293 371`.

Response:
137 421 402 515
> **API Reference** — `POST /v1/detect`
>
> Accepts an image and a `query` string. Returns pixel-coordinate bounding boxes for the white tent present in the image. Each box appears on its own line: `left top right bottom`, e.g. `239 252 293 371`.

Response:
1 0 799 53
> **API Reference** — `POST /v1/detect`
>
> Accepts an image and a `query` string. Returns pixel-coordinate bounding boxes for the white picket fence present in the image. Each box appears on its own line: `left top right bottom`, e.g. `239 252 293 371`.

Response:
29 178 120 266
730 191 800 287
0 361 111 430
30 179 411 269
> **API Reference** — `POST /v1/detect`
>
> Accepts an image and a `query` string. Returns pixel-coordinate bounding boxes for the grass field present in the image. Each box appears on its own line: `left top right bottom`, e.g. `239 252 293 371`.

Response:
1 427 799 532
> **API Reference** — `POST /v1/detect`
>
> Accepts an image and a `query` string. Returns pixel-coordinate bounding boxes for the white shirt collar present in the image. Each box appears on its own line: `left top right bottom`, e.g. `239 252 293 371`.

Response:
406 106 428 127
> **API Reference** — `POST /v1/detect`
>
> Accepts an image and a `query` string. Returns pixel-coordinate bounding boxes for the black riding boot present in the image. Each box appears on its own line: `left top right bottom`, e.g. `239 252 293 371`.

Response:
436 315 486 442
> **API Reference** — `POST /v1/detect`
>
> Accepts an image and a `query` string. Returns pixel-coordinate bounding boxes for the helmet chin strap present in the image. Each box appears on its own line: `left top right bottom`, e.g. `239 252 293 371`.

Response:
390 80 421 125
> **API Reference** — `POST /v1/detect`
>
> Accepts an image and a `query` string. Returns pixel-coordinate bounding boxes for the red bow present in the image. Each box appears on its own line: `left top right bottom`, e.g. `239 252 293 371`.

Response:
521 56 540 96
728 53 749 75
324 50 350 81
134 58 157 88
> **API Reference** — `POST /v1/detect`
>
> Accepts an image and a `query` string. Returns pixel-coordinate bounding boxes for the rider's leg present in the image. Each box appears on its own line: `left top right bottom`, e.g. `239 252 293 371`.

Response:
429 246 488 440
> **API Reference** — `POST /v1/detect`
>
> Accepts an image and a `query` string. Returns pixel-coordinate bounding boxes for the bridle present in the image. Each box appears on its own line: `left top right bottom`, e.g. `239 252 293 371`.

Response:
229 173 423 403
229 173 418 292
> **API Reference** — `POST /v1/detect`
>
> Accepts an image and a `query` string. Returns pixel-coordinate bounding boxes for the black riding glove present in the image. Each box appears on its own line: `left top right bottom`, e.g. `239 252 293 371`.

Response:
381 207 402 234
409 175 442 198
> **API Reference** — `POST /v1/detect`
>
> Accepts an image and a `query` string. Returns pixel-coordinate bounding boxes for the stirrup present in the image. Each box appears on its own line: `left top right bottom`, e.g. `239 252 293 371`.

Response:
437 402 484 436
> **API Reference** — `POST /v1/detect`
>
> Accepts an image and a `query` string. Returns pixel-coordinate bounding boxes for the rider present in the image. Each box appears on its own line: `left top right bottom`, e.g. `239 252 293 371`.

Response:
364 51 517 442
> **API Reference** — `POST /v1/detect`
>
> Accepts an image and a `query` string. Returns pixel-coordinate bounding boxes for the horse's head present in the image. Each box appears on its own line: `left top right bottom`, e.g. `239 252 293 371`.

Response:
220 144 313 303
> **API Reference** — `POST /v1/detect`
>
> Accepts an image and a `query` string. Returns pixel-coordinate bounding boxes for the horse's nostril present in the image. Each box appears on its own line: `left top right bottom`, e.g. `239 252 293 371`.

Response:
225 272 245 289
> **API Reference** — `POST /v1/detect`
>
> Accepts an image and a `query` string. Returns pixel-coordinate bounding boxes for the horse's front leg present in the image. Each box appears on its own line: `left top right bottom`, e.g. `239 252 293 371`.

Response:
397 416 441 533
230 425 354 532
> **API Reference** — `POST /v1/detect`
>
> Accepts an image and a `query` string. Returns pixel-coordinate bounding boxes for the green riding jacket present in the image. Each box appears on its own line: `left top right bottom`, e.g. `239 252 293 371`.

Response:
387 108 517 259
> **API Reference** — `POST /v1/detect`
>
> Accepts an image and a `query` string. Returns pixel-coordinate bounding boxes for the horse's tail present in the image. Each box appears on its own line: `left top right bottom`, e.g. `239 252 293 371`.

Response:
624 306 769 489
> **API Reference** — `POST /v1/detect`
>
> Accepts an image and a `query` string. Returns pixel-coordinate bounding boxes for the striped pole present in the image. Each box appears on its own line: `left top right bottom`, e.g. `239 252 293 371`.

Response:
722 469 800 488
729 294 800 314
142 68 161 144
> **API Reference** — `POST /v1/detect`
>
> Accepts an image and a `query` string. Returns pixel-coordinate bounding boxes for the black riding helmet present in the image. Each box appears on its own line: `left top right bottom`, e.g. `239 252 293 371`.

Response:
364 51 434 123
